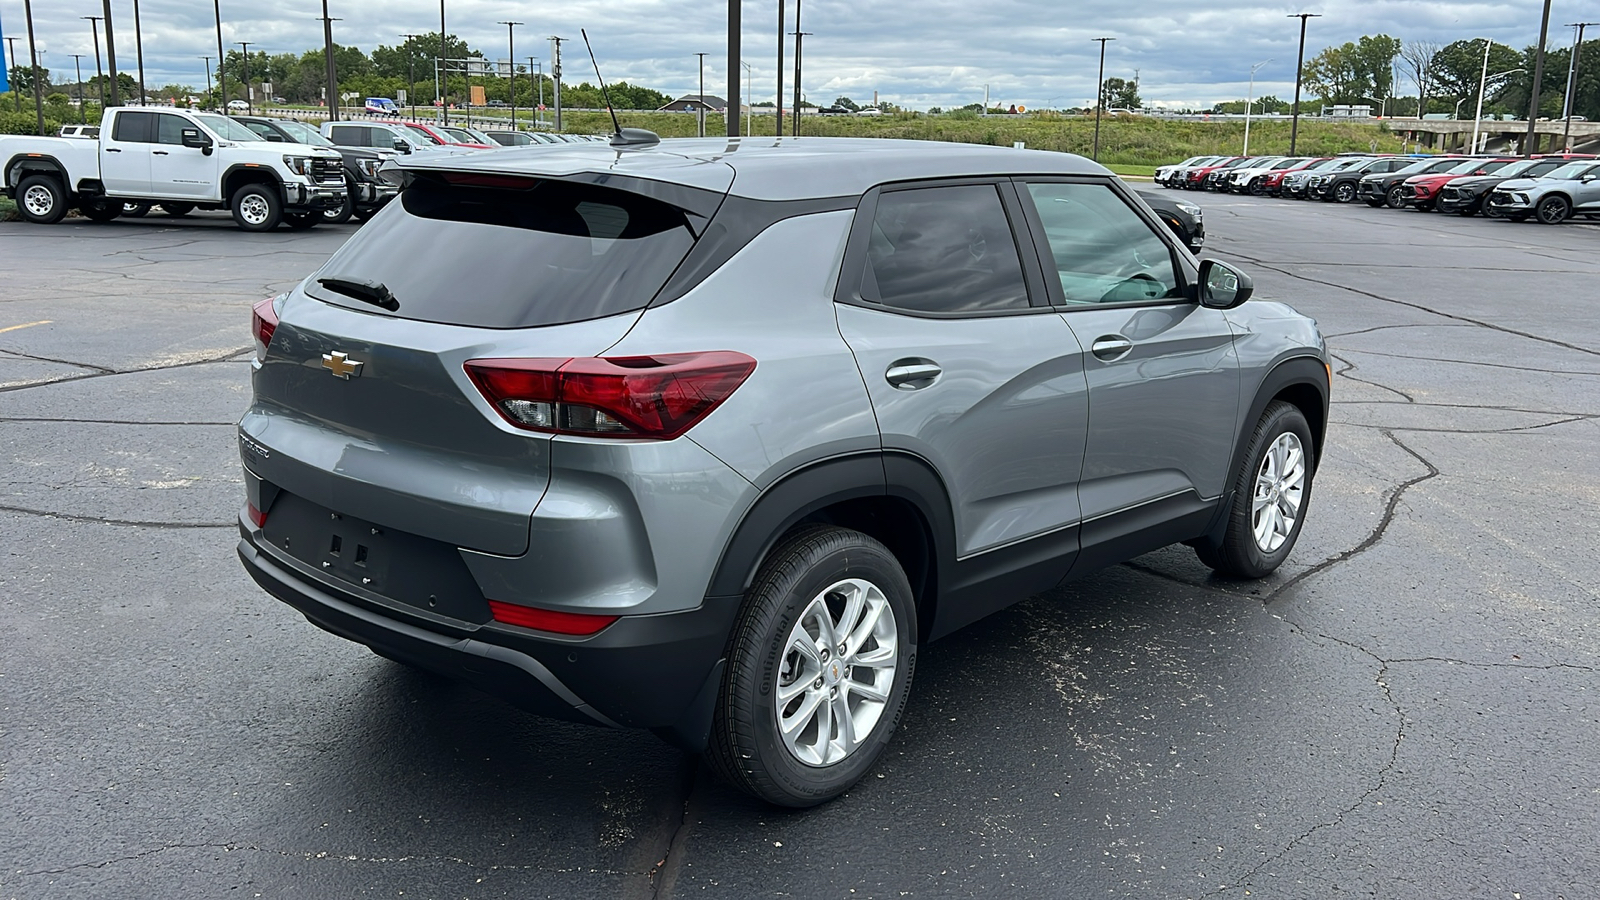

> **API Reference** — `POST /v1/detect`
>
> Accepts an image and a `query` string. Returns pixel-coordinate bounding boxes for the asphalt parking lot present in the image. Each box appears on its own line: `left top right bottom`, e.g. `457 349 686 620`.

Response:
2 199 1597 899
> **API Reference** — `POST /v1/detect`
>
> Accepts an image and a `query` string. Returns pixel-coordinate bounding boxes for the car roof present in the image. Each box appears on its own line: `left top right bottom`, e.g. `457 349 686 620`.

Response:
396 136 1112 201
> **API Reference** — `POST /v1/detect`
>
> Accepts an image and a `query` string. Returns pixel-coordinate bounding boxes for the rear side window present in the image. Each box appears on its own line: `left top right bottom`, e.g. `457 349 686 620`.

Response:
310 175 700 329
112 111 156 143
329 125 364 146
861 184 1029 314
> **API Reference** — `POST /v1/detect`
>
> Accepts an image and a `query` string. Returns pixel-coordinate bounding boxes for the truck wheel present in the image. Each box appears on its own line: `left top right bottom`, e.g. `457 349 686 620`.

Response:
16 175 68 224
282 210 320 230
122 202 152 218
323 183 355 224
231 183 282 232
159 203 195 217
350 205 376 222
1194 401 1316 579
708 525 917 807
80 199 123 222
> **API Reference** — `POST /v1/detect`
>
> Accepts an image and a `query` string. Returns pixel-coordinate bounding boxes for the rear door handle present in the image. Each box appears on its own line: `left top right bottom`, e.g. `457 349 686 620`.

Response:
885 359 942 389
1091 336 1134 361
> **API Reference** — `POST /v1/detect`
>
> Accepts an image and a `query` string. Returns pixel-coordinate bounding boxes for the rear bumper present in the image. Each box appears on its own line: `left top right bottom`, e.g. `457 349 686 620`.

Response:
238 521 739 740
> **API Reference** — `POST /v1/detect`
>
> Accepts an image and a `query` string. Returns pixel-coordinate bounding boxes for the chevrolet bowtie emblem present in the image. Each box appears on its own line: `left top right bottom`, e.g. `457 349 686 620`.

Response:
321 351 364 379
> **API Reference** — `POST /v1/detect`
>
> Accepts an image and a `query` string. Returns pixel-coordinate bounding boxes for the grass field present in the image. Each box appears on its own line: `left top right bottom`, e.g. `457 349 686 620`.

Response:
541 110 1407 168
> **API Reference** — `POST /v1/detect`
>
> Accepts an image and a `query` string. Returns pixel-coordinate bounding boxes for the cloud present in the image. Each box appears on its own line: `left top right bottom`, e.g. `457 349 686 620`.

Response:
5 0 1574 109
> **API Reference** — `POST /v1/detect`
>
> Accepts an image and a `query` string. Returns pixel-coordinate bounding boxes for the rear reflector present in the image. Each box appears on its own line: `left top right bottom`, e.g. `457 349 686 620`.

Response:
487 600 620 635
465 351 756 440
252 297 280 362
246 502 267 527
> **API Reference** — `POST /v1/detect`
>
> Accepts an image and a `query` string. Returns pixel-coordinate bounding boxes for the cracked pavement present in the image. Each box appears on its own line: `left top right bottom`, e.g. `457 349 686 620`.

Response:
2 200 1597 898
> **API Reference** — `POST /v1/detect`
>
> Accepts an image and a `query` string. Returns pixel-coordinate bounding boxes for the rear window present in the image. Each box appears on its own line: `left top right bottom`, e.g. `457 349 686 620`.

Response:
309 174 700 329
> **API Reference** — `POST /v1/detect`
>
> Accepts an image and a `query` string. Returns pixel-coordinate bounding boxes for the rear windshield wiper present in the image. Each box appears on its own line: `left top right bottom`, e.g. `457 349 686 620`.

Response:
317 277 399 312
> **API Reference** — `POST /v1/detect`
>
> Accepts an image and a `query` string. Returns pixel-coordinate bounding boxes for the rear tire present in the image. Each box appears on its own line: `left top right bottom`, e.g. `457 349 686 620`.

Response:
16 175 68 224
708 525 917 807
1195 401 1316 579
230 183 282 232
122 201 151 217
160 202 195 217
80 199 122 222
282 210 320 230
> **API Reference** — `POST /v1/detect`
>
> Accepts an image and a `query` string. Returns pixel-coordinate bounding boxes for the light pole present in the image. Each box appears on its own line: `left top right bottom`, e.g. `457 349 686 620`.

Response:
1287 13 1321 155
1091 37 1113 161
696 51 708 137
132 0 146 105
1244 57 1272 155
69 54 86 122
791 32 810 135
5 37 20 112
100 0 120 107
499 22 521 127
439 0 446 124
23 0 45 134
201 56 213 107
320 1 339 121
237 41 252 115
728 0 741 137
530 57 542 125
776 0 785 136
550 36 565 131
83 17 105 109
1523 0 1553 156
742 60 753 135
1470 38 1493 153
401 34 421 119
1471 67 1524 152
1562 23 1596 151
213 0 226 112
1361 95 1386 118
1454 96 1468 120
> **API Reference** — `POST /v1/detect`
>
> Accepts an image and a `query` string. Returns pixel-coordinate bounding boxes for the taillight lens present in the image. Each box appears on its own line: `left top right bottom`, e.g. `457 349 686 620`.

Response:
488 600 619 635
464 351 756 440
246 502 267 527
252 297 279 362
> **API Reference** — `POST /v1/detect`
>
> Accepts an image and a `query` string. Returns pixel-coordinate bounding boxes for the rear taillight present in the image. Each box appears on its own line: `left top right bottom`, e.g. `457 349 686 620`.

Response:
252 297 279 362
487 600 619 635
464 351 756 440
246 502 267 527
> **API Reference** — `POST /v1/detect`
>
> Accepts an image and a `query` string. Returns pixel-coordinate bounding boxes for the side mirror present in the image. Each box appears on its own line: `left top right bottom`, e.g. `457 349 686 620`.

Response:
181 128 211 151
1197 259 1254 309
265 134 285 142
392 138 410 153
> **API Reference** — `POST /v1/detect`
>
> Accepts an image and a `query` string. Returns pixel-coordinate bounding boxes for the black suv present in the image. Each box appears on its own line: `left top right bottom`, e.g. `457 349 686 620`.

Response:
235 116 400 224
1309 157 1407 203
1355 156 1468 208
1437 155 1596 216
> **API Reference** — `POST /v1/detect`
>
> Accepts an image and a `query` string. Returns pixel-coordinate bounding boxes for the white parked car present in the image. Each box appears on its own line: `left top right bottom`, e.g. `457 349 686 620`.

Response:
227 100 250 111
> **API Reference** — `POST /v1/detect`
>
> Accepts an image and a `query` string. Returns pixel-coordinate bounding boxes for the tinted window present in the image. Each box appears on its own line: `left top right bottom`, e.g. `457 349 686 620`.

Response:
861 184 1029 314
241 120 280 142
311 175 699 329
112 111 156 143
329 125 364 146
1025 182 1182 305
156 114 190 145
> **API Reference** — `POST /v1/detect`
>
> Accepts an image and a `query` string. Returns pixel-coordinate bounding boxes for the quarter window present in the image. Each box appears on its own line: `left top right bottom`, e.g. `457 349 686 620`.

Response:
860 184 1030 314
1024 182 1183 305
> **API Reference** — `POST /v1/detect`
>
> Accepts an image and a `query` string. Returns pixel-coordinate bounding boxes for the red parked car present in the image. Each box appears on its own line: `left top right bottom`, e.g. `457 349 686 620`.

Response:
1400 157 1518 211
1263 157 1330 196
384 121 496 150
1183 157 1242 189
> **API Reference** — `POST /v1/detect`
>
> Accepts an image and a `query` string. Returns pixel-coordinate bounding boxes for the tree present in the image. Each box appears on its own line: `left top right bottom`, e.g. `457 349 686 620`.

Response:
1351 34 1401 100
832 96 859 111
1428 39 1521 111
7 65 50 95
1302 43 1363 105
1400 39 1440 116
1100 77 1141 109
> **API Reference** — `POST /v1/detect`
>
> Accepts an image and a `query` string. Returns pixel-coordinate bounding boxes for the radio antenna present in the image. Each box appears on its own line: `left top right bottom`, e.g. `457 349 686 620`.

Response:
581 29 623 137
580 30 659 148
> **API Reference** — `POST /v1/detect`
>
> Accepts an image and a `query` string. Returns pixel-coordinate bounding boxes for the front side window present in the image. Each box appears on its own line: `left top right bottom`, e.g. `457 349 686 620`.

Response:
155 114 192 145
860 184 1030 314
192 114 264 142
1024 182 1182 305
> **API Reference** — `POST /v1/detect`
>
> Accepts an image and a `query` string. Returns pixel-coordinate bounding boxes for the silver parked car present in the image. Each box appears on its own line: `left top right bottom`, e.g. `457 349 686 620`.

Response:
1486 159 1600 223
237 135 1330 806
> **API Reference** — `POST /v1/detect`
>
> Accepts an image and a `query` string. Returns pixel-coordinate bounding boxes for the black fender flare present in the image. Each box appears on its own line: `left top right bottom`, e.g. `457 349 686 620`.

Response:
221 164 286 202
5 153 71 195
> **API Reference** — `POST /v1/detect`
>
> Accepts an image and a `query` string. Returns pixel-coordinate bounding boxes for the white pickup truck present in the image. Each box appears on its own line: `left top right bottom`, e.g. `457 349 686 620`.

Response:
1 107 347 231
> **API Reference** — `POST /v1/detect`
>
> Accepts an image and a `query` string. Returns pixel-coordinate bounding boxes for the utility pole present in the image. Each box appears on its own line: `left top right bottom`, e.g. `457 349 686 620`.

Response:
791 31 810 135
132 0 146 105
1524 0 1553 156
84 17 106 108
201 56 213 107
101 0 120 107
1244 58 1273 155
550 36 565 131
742 60 752 136
499 22 521 128
696 51 708 137
1091 37 1113 162
775 0 785 136
213 0 226 112
439 0 447 124
531 57 542 125
237 41 252 115
320 1 339 121
1563 23 1596 151
728 0 741 136
70 54 86 122
5 38 20 113
23 0 44 135
1287 12 1321 155
1471 38 1493 154
401 34 421 119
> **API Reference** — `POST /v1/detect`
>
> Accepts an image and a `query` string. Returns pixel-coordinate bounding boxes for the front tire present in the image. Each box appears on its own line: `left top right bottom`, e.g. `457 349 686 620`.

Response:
230 183 282 232
16 175 68 224
1385 186 1405 209
1535 195 1570 225
708 525 917 807
80 199 122 222
1333 182 1357 203
323 181 356 224
160 202 195 217
1195 401 1315 579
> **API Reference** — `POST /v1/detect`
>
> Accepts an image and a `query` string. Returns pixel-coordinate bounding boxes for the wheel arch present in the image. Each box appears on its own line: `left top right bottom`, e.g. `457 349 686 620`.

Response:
5 154 70 193
222 165 285 202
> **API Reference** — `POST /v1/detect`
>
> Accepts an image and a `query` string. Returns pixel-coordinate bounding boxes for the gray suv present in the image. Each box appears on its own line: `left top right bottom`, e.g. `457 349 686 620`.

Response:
237 136 1329 806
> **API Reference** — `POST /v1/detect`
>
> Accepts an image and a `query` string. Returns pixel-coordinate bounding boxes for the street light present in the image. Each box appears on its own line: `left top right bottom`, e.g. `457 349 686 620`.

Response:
1361 95 1387 118
4 37 20 112
99 0 120 107
132 0 146 105
790 32 811 135
1287 13 1321 154
201 56 213 107
742 60 753 136
237 41 252 115
499 22 522 128
69 54 86 122
83 17 105 109
1562 23 1597 151
695 51 708 137
213 0 226 113
1244 57 1273 155
400 34 421 119
319 2 339 121
1091 37 1113 161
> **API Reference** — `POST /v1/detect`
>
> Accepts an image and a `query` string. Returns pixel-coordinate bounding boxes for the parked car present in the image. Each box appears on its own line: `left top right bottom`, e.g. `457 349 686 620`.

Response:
1227 157 1306 195
1486 159 1600 223
484 130 567 147
1203 156 1268 191
399 121 496 150
227 99 251 112
1277 157 1346 198
2 106 345 230
1398 157 1517 211
1355 156 1468 208
1154 155 1219 188
234 116 401 224
237 135 1329 807
1437 154 1596 216
1308 156 1408 202
1136 188 1205 251
322 120 439 155
1183 156 1243 189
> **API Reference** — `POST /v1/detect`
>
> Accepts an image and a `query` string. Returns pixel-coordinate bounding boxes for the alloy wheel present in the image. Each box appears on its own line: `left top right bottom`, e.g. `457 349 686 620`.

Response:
774 578 899 768
1536 196 1570 225
1252 432 1306 553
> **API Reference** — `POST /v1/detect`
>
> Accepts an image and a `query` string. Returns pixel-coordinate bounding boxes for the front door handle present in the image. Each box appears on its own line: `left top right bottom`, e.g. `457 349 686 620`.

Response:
1091 336 1134 361
885 359 942 390
153 150 169 156
105 147 122 153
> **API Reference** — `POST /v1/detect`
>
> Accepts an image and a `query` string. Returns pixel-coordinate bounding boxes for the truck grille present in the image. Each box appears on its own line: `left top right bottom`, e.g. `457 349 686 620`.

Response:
310 157 344 185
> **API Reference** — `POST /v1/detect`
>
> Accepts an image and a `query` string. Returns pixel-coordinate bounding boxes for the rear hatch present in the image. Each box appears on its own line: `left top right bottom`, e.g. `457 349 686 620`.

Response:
242 156 733 556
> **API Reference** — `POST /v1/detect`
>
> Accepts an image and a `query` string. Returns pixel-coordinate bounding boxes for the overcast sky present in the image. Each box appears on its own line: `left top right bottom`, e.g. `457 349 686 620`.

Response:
1 1 1580 108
